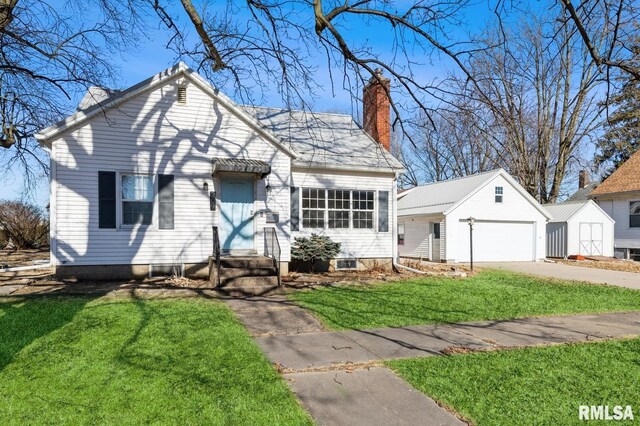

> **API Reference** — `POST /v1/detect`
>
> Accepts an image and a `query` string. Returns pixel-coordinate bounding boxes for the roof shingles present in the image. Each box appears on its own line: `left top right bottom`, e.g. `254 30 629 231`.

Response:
591 150 640 196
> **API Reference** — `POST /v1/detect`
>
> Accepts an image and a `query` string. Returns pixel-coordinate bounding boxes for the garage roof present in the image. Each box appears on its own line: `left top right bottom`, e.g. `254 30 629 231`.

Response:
398 169 552 219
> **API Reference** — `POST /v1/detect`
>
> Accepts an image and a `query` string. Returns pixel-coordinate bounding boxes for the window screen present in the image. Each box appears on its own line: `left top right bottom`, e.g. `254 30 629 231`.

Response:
302 188 326 228
352 190 374 229
328 190 350 229
122 175 153 225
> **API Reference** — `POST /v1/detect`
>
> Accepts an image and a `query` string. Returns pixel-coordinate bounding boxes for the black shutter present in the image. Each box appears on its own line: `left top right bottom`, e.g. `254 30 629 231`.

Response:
158 174 174 229
98 171 116 229
378 190 389 232
290 186 300 231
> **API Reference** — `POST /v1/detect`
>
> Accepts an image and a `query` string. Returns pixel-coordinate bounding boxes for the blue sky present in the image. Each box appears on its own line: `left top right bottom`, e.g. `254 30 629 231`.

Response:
0 0 523 207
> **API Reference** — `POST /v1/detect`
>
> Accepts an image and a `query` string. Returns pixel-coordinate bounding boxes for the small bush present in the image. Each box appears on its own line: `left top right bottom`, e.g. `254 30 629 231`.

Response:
291 234 341 273
0 201 49 249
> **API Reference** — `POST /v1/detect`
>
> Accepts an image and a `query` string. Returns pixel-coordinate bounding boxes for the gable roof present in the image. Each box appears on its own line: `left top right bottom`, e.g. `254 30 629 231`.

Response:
591 149 640 196
543 200 614 223
36 63 404 174
35 63 296 158
566 182 599 202
398 169 552 218
244 107 404 173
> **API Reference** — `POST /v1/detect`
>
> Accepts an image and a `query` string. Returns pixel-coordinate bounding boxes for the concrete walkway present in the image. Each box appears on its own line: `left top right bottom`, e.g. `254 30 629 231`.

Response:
479 262 640 290
257 311 640 371
239 304 640 425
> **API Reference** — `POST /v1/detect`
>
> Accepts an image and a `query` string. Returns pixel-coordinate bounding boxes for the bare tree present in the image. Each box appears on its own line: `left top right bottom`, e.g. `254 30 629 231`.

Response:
0 0 638 197
0 200 48 248
0 0 142 191
435 12 604 203
400 108 497 186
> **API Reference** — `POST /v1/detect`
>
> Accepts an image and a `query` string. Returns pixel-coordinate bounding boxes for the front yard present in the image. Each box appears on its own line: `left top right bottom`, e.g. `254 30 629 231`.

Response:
0 296 311 424
388 338 640 425
289 270 640 329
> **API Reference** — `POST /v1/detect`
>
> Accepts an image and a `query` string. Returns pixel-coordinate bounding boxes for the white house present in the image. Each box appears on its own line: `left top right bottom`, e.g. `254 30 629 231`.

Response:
589 150 640 261
543 200 615 258
397 169 551 263
35 63 404 280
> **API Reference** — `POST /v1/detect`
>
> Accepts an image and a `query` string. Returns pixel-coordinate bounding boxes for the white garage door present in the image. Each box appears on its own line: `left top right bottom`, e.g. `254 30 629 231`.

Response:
457 220 535 262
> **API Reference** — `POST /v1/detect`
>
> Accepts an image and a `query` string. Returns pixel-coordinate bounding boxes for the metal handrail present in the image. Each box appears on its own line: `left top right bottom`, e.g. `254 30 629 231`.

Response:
263 227 281 286
212 226 221 287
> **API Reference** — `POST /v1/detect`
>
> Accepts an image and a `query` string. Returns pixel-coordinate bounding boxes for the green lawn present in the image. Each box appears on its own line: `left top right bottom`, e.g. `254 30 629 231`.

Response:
290 270 640 329
0 296 311 425
388 338 640 425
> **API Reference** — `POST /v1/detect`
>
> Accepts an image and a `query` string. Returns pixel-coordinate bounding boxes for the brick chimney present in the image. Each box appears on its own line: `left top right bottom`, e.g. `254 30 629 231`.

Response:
578 169 590 189
363 68 391 151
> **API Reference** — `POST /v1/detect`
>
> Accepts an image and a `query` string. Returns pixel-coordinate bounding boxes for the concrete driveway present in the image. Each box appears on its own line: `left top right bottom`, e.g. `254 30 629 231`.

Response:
480 262 640 290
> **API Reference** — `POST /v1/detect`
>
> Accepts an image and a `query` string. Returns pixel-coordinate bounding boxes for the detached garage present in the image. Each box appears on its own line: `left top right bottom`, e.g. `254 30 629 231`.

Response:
398 169 551 263
543 200 615 258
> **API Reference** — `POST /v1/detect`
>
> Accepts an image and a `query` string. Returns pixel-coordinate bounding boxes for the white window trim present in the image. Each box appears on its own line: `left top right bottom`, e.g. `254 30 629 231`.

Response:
495 186 504 203
300 187 378 232
118 172 157 229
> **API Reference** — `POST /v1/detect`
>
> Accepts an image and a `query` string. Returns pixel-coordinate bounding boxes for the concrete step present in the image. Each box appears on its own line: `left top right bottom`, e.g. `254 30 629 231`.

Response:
219 275 279 288
216 285 283 297
216 256 275 269
218 267 277 279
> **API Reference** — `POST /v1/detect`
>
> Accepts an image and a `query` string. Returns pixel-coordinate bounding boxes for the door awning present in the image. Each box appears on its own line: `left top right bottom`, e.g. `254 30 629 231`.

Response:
212 158 271 178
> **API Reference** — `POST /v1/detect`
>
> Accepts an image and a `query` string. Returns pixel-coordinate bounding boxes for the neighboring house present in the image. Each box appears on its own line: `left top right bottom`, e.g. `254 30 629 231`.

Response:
590 150 640 261
397 169 551 263
566 170 599 202
35 63 404 279
543 200 615 258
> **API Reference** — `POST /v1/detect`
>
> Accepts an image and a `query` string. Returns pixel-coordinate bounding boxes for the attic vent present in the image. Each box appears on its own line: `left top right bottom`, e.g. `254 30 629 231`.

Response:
177 86 187 104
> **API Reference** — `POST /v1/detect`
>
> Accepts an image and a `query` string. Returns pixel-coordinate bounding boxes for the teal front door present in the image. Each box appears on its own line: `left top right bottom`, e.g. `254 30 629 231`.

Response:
219 176 255 250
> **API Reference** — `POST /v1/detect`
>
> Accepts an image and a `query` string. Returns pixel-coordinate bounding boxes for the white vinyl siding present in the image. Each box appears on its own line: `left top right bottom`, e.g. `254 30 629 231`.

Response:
397 217 430 258
292 168 395 259
445 174 547 262
595 194 640 250
51 76 292 266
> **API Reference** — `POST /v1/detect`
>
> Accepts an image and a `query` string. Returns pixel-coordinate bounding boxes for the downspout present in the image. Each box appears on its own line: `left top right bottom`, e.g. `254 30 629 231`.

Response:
0 263 52 273
393 261 426 274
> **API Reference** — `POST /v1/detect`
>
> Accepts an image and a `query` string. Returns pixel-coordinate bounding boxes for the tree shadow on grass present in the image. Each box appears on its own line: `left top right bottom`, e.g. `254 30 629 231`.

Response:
0 294 105 373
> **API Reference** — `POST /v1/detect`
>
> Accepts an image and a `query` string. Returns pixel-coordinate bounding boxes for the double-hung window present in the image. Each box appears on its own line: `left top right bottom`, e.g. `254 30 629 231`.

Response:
122 174 154 225
495 186 503 203
352 190 374 229
302 188 326 228
630 201 640 228
301 188 376 230
328 190 350 229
